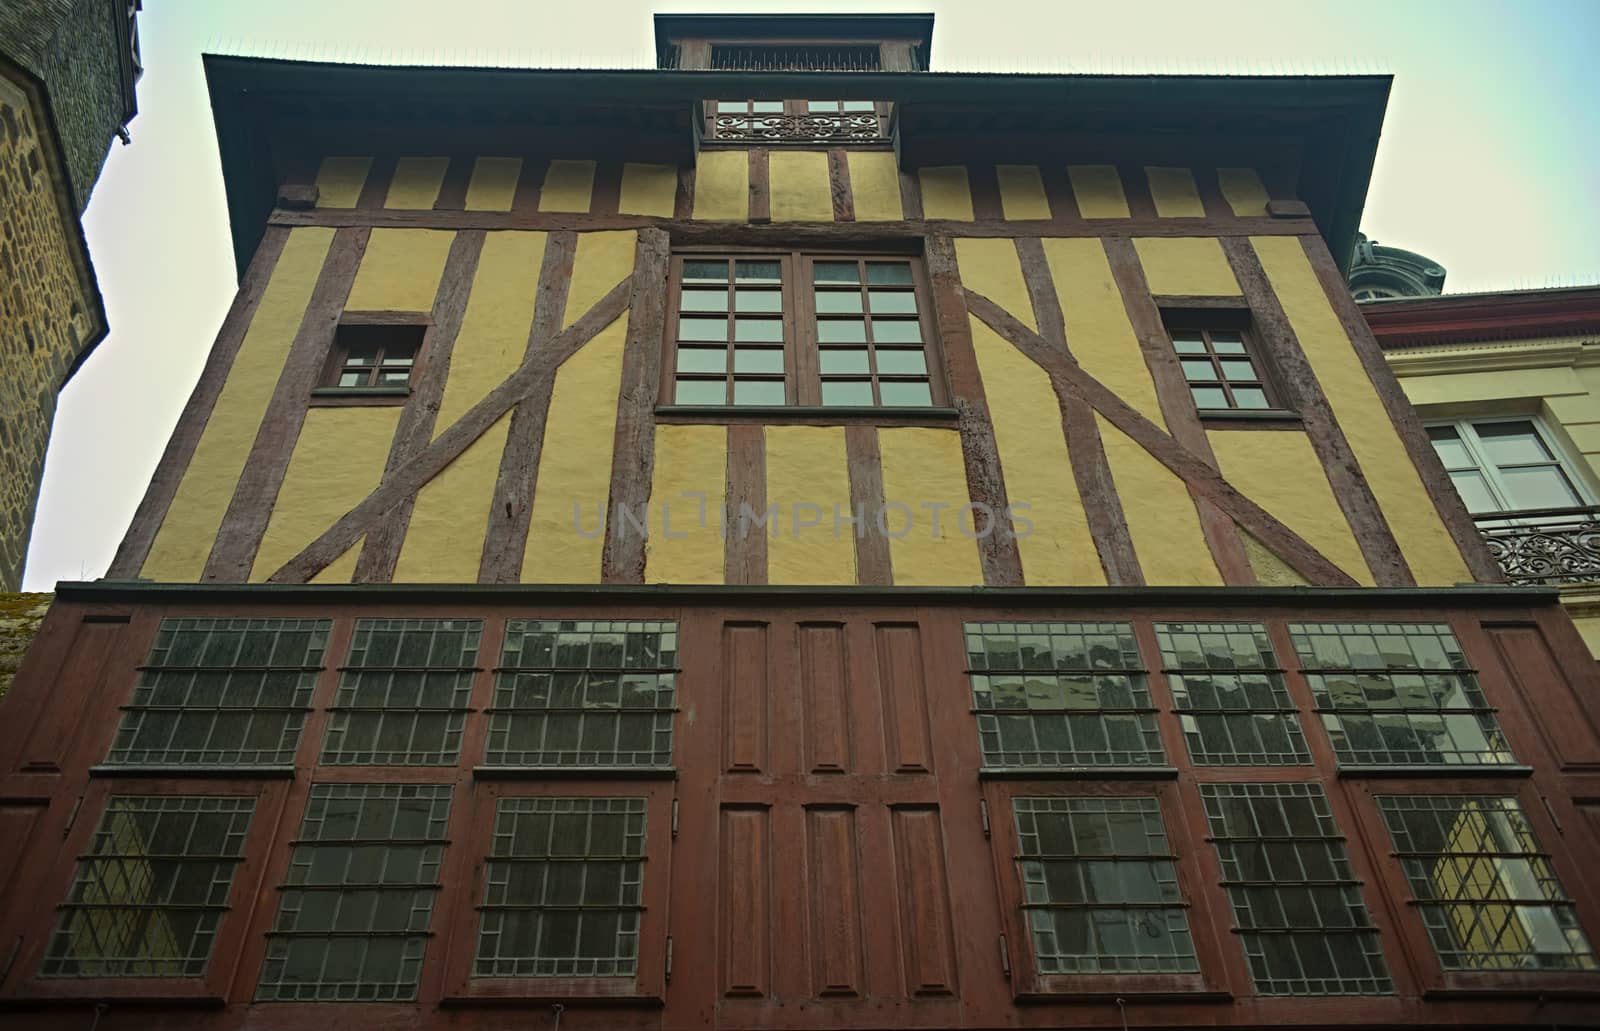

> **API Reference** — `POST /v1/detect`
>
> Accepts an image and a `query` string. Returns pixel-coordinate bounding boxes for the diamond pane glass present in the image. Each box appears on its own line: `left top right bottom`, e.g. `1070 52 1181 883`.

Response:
321 620 481 766
486 621 677 769
1155 623 1310 766
42 796 255 978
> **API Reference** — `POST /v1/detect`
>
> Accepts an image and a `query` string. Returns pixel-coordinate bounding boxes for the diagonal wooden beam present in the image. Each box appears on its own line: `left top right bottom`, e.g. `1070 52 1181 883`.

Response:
1015 237 1143 586
479 232 578 583
266 276 633 584
354 229 485 582
964 288 1359 587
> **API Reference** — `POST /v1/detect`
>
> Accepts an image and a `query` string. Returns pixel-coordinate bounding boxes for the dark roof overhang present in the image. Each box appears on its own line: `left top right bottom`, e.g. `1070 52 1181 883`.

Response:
1364 285 1600 348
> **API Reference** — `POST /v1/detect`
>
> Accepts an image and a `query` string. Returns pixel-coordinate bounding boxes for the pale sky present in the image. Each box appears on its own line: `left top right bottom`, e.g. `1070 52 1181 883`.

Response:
23 0 1600 589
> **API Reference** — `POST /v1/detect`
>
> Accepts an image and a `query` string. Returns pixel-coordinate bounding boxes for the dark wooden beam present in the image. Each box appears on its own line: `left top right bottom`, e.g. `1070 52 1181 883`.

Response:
748 148 771 223
827 149 856 223
724 424 767 586
845 425 893 586
433 154 474 211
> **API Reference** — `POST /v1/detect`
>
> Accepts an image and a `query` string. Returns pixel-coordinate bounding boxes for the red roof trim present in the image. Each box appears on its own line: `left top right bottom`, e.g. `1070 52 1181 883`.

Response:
1364 286 1600 349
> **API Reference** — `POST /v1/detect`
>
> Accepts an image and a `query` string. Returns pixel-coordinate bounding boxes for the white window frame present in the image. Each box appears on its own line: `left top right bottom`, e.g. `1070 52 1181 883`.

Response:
1425 415 1596 517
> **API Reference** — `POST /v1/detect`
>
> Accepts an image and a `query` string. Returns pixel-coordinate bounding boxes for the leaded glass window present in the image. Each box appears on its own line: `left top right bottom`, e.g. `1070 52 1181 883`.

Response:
257 783 452 1001
1155 623 1310 765
485 621 677 769
321 619 482 765
1377 795 1597 972
476 797 647 978
964 622 1164 769
42 796 255 977
1288 623 1515 767
106 618 330 767
1200 783 1392 995
1011 797 1197 974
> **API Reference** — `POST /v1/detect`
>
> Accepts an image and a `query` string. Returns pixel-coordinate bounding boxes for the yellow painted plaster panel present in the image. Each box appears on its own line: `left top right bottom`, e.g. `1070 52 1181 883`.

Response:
997 165 1051 221
251 407 401 582
1100 421 1220 585
692 151 748 221
847 152 903 221
540 160 596 213
346 228 453 312
765 426 856 585
770 151 834 222
954 237 1035 330
565 232 636 330
1144 167 1204 218
143 228 335 581
918 166 974 221
647 425 727 584
523 317 627 582
1067 165 1129 218
1209 429 1372 586
394 415 509 582
465 157 521 211
1240 530 1308 586
310 541 362 585
970 318 1100 585
314 157 369 208
435 232 546 430
1133 237 1241 297
877 428 985 586
1217 167 1270 216
385 157 448 209
1042 238 1165 426
619 163 678 217
1253 236 1472 586
1399 365 1585 409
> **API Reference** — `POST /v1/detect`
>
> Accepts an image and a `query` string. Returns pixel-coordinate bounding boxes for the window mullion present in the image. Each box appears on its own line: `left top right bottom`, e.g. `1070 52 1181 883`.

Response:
1458 421 1517 512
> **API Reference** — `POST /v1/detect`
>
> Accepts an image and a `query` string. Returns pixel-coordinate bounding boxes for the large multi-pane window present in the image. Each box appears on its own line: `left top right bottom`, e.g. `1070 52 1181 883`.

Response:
475 797 648 978
666 253 938 408
485 621 677 769
1288 622 1515 767
106 618 330 768
1200 783 1392 995
1010 797 1198 974
42 796 255 977
964 622 1164 769
1377 795 1597 972
1154 622 1310 765
321 619 482 766
1426 417 1593 515
258 784 452 1001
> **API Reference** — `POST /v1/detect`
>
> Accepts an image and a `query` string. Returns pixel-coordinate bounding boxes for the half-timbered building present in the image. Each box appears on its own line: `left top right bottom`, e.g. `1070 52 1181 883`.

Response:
1 12 1598 1031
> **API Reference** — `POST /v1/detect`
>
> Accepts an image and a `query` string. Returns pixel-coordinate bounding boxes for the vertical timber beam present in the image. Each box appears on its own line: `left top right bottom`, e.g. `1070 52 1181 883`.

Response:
845 425 893 585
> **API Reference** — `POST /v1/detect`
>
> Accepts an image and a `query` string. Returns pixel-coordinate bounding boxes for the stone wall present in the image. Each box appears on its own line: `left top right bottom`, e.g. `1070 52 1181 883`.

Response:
0 72 93 590
0 592 51 702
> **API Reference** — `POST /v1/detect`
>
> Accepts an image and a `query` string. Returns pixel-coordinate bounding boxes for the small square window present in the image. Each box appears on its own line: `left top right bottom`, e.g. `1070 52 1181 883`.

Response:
1163 322 1280 413
319 323 426 398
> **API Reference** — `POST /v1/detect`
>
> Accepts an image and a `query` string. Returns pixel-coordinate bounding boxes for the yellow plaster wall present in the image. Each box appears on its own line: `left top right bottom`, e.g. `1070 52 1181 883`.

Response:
540 160 596 213
918 166 974 221
1133 237 1241 297
314 157 369 208
619 163 678 217
393 417 508 582
647 425 727 584
877 428 984 586
847 152 903 221
1144 167 1205 218
693 151 748 221
997 165 1051 221
765 426 856 586
251 407 401 582
346 228 453 312
1042 238 1166 425
465 157 521 211
385 157 448 209
565 232 636 329
143 228 335 581
522 317 627 582
769 151 834 222
435 232 546 429
1253 236 1472 586
1217 167 1270 216
1100 422 1221 584
1067 165 1129 218
1209 429 1373 586
954 238 1035 330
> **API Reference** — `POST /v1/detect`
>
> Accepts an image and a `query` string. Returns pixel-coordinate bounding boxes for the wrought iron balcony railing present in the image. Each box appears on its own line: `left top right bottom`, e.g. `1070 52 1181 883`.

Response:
1474 505 1600 585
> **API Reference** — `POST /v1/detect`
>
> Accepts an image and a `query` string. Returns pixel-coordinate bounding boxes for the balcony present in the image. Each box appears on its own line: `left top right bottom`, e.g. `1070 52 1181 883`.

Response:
1475 506 1600 585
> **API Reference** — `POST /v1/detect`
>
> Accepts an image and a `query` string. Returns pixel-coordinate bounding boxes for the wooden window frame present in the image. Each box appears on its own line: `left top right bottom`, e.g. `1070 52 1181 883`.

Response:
7 778 290 1004
1158 308 1291 418
1346 778 1600 997
438 780 674 1003
660 248 947 412
312 314 432 408
981 779 1232 1001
